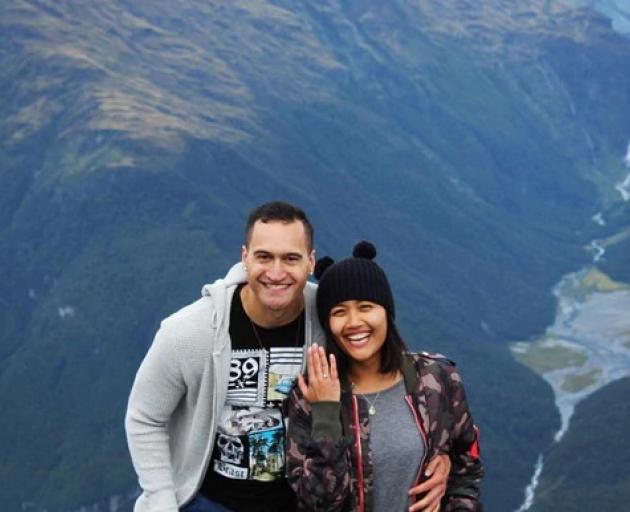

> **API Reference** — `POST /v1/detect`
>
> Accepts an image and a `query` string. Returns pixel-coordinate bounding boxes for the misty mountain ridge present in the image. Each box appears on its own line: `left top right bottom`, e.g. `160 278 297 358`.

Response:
1 1 630 511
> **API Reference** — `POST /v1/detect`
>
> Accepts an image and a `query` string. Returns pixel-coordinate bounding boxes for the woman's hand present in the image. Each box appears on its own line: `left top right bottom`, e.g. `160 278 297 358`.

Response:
297 343 340 402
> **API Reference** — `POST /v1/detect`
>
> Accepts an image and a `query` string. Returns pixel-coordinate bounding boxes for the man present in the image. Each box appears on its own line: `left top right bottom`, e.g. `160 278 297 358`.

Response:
126 201 450 512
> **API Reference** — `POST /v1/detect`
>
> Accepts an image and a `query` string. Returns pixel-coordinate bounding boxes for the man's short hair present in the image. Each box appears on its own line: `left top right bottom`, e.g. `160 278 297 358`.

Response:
244 201 314 250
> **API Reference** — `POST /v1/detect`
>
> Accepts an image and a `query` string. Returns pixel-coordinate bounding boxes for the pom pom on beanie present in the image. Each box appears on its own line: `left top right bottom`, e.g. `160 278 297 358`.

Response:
352 240 376 259
315 241 395 328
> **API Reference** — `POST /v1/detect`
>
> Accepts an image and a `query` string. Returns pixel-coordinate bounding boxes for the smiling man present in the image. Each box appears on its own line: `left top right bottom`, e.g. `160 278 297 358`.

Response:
125 201 450 512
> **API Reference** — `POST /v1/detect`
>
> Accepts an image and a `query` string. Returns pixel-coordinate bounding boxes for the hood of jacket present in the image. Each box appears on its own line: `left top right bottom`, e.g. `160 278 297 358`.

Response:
200 261 323 354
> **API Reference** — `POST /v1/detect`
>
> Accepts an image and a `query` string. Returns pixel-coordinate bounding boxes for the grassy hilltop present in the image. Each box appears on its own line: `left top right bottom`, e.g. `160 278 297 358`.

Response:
1 1 630 510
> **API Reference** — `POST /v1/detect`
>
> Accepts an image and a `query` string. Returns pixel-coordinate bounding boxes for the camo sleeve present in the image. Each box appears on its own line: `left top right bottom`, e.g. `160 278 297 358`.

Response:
443 365 484 512
286 387 353 511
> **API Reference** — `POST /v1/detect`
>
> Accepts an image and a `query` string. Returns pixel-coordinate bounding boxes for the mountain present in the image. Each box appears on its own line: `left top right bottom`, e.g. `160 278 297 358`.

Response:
531 378 630 511
572 0 630 34
1 1 630 510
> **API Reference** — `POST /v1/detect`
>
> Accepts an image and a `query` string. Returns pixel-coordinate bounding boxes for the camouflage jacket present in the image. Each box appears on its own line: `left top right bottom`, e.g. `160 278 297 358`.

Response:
286 352 483 512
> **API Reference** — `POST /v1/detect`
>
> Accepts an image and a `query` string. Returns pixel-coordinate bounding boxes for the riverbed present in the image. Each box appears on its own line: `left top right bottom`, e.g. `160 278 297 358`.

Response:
512 268 630 441
510 267 630 510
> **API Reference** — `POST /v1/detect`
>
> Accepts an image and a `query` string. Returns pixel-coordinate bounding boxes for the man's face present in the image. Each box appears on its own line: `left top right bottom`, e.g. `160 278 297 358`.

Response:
242 220 315 315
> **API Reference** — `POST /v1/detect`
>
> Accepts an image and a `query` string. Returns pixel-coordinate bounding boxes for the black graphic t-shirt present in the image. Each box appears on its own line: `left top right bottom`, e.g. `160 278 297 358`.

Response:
201 284 305 511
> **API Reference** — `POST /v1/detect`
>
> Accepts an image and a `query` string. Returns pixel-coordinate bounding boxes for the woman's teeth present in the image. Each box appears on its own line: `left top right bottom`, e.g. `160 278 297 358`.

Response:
346 333 370 345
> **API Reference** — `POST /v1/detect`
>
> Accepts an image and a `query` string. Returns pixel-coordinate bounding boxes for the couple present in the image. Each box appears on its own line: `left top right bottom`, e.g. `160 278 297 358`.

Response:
125 201 483 512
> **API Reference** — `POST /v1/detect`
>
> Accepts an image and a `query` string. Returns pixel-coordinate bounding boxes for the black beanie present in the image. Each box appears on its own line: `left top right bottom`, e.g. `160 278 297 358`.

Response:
315 241 395 328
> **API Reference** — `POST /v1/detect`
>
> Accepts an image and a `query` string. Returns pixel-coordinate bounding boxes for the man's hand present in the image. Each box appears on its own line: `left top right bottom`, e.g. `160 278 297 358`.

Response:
297 343 340 402
408 453 451 511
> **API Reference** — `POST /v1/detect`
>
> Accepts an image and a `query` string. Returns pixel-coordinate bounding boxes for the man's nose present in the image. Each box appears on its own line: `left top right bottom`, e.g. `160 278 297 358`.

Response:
266 260 286 280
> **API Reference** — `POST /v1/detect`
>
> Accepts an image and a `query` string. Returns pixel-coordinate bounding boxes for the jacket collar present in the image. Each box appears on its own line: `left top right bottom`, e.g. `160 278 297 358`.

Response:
401 353 419 394
339 352 418 394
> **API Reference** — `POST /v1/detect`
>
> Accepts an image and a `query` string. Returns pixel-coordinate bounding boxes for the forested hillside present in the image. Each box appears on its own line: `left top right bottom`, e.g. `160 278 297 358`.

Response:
1 1 629 510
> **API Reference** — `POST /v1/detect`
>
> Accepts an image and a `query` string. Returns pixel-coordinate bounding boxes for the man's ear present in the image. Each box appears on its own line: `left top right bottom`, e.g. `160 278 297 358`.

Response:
308 249 316 275
241 244 248 265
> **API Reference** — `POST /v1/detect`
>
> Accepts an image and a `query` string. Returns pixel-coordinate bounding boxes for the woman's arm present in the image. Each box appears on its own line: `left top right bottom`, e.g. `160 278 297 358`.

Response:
442 366 484 511
286 344 352 511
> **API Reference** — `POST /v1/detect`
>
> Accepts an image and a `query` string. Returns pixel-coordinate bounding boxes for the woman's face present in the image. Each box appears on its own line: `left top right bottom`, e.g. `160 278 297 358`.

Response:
329 300 387 368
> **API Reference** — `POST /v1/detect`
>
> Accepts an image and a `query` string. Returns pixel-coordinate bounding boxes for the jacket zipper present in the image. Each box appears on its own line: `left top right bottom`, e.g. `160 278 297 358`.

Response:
352 394 365 512
405 395 429 507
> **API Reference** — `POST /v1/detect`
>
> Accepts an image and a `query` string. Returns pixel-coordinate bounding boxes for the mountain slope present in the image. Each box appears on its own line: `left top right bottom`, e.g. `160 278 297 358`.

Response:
1 1 630 510
531 378 630 511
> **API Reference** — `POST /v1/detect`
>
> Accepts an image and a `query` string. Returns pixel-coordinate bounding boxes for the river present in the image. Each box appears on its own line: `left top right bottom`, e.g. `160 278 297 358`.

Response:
510 144 630 511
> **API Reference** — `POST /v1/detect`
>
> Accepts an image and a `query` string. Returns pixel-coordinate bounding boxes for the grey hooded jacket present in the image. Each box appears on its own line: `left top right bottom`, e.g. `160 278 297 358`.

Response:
125 262 324 512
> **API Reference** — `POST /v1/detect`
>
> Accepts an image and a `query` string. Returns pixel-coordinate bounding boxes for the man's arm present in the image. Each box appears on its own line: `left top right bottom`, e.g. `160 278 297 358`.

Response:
125 324 186 512
408 453 452 512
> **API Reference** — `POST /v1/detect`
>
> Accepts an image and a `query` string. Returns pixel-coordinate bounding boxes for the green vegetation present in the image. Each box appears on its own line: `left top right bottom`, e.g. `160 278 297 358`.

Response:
580 268 627 292
532 378 630 511
513 341 588 374
2 1 630 511
560 368 602 392
600 206 630 283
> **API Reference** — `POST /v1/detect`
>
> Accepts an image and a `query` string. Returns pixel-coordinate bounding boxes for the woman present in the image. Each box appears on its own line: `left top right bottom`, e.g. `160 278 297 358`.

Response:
286 241 483 512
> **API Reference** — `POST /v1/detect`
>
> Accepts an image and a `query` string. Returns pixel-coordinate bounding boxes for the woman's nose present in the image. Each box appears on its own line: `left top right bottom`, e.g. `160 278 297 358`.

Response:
346 307 362 326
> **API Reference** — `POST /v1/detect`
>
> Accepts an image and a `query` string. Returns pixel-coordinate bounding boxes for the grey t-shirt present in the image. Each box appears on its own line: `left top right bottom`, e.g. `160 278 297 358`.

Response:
363 379 425 512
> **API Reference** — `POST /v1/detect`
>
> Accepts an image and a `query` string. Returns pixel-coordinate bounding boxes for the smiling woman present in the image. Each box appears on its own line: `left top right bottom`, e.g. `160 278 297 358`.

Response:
286 241 483 512
328 300 388 371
